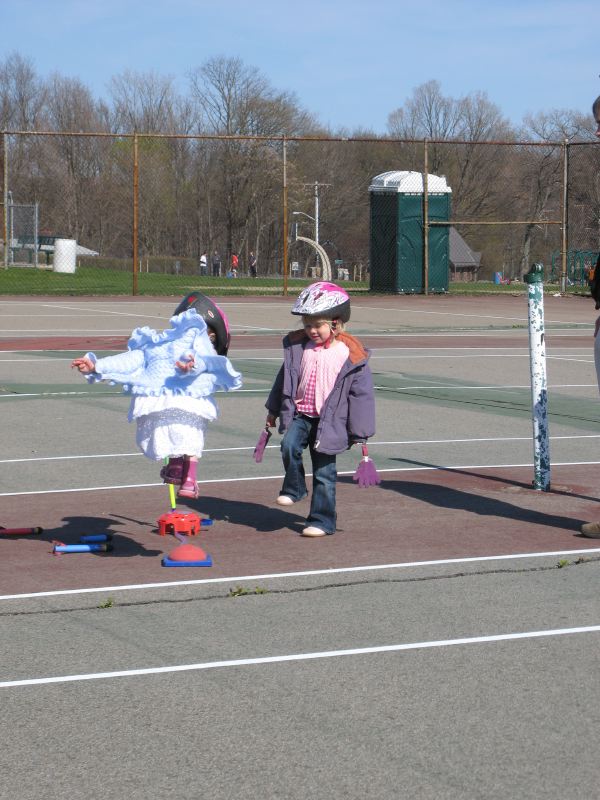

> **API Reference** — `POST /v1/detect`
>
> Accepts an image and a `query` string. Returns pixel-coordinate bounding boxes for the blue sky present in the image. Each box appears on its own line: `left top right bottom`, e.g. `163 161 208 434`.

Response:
3 0 599 132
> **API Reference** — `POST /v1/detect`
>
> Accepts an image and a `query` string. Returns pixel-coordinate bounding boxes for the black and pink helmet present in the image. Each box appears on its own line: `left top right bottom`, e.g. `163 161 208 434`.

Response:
173 292 231 355
291 281 351 323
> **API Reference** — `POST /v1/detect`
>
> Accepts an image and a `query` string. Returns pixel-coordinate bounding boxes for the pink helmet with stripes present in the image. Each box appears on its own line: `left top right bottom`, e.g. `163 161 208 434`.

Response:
291 281 351 322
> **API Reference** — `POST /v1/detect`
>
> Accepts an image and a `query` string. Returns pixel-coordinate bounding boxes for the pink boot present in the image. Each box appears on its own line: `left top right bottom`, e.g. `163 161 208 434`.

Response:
160 457 184 485
177 457 199 499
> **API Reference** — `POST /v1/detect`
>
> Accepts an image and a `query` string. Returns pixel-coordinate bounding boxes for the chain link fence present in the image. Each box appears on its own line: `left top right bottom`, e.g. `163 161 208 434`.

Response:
0 130 597 295
6 200 39 267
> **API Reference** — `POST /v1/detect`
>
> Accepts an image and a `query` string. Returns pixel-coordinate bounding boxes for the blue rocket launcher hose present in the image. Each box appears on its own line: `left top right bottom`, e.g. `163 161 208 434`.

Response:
79 534 113 543
53 543 113 553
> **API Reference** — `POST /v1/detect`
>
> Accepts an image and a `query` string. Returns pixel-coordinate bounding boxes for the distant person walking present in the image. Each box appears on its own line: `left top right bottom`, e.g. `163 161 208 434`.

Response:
199 251 208 276
249 251 257 278
212 250 221 277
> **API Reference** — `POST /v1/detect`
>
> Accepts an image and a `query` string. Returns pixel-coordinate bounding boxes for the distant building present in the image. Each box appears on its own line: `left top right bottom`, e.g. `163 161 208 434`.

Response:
449 227 481 282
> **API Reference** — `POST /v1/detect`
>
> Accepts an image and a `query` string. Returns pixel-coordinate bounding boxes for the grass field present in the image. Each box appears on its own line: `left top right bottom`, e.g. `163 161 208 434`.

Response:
0 264 589 297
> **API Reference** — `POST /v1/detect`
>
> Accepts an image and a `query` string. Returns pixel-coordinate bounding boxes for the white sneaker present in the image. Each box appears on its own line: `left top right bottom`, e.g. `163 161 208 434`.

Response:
581 521 600 538
276 495 294 506
301 526 327 537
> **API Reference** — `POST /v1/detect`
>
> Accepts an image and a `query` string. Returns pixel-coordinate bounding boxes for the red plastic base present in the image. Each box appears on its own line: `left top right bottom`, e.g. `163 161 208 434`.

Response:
157 511 202 537
162 541 212 567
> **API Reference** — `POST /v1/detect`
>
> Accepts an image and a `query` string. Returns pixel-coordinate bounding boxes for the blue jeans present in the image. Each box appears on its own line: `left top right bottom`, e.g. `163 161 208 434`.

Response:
280 414 337 534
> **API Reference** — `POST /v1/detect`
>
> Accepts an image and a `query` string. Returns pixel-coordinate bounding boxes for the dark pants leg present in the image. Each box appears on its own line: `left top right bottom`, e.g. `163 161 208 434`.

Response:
280 415 310 502
307 433 337 534
281 415 337 533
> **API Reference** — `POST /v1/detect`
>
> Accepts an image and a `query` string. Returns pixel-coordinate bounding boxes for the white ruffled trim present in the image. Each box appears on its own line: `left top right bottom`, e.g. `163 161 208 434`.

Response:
128 308 206 349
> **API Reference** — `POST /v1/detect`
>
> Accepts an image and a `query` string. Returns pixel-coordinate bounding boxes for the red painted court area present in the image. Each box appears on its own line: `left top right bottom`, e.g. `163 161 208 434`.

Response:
1 463 599 596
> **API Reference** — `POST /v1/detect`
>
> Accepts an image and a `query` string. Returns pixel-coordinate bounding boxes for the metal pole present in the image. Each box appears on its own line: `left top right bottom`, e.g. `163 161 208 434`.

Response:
132 133 139 296
282 137 288 297
314 181 319 247
524 263 551 491
314 180 320 275
8 190 13 266
560 138 569 294
33 201 39 268
423 138 429 296
2 133 7 269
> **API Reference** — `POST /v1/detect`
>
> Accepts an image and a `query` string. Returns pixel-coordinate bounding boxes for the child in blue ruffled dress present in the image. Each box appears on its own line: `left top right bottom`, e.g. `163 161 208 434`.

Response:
71 293 242 499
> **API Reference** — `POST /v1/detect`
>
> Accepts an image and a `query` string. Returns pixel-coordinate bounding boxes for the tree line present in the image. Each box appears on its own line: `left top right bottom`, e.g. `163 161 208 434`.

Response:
1 51 599 279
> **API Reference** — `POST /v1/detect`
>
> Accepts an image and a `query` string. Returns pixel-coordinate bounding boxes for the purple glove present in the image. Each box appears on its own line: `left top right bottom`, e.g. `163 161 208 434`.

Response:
253 428 272 463
352 444 381 488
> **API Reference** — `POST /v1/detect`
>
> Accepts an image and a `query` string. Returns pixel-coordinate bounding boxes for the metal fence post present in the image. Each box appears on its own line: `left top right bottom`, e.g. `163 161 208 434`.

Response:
525 263 551 490
423 138 429 296
2 133 7 269
33 201 39 269
560 138 569 294
132 132 139 296
282 136 288 297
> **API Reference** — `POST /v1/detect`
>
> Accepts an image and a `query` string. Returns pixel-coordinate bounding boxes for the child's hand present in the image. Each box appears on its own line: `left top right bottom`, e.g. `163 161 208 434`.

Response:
71 356 95 374
266 414 277 428
347 438 366 449
176 354 195 372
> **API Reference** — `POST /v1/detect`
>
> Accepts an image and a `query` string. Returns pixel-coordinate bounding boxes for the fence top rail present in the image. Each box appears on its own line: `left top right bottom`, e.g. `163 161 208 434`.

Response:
0 129 580 148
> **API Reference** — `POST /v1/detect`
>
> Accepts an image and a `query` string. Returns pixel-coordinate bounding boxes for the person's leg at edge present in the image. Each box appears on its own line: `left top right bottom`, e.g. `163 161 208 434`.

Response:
582 331 600 536
279 415 310 503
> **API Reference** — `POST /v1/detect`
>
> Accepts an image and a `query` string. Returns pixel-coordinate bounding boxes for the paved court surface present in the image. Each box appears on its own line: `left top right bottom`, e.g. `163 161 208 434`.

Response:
1 293 600 799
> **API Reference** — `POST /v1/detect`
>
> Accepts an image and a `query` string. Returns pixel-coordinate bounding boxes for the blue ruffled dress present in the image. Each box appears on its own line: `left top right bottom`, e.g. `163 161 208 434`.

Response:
84 309 242 460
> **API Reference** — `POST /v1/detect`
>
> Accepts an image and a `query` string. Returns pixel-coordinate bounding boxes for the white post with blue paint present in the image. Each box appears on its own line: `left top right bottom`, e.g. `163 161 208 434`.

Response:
524 263 551 490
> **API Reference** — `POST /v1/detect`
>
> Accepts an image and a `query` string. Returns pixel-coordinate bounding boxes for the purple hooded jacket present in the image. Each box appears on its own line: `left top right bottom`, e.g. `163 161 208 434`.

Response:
265 329 376 455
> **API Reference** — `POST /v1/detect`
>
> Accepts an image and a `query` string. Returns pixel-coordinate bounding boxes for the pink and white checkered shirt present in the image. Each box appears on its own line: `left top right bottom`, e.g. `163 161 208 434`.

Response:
295 340 349 417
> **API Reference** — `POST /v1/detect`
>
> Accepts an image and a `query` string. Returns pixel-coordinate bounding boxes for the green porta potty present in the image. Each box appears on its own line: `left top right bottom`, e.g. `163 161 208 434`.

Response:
369 171 452 293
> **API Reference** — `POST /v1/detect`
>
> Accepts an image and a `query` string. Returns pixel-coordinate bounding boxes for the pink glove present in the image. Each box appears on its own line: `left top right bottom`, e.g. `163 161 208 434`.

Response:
253 428 272 463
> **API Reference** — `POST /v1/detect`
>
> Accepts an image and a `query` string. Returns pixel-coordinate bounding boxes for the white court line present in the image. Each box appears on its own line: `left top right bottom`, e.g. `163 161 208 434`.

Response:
373 383 596 391
2 433 599 465
2 460 600 497
1 355 594 366
2 548 600 602
547 356 596 364
355 331 592 338
235 355 562 361
0 329 136 334
1 382 597 399
356 305 591 326
42 304 169 320
0 389 263 398
2 624 600 688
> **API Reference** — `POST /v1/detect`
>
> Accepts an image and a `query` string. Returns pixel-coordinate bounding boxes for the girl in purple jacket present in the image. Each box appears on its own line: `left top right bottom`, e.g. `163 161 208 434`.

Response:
265 282 375 537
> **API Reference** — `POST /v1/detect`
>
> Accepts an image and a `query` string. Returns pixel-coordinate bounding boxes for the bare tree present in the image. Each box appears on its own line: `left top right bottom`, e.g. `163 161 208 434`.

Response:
0 52 46 130
188 56 313 270
108 69 179 133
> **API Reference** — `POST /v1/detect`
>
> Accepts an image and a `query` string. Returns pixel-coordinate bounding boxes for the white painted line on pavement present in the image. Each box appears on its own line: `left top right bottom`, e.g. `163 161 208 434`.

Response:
1 433 599 465
2 624 600 688
1 548 599 602
2 460 600 496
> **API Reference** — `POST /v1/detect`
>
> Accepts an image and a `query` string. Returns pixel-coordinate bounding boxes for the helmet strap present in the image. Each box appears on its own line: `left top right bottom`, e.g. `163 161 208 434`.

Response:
325 319 340 349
